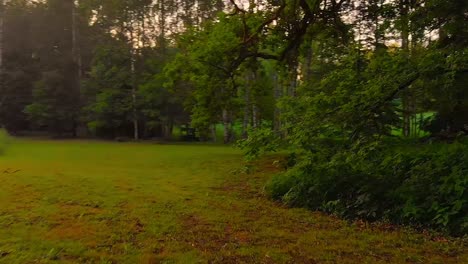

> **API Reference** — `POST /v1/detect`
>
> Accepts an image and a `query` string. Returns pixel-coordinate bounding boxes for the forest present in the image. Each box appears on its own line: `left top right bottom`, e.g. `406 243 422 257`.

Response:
0 0 467 262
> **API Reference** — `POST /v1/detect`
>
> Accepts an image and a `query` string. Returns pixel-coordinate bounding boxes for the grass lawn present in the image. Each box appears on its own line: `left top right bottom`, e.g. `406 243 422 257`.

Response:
0 139 466 263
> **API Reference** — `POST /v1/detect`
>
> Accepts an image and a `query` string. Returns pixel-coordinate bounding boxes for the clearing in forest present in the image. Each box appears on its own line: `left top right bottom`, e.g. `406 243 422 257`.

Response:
0 140 466 263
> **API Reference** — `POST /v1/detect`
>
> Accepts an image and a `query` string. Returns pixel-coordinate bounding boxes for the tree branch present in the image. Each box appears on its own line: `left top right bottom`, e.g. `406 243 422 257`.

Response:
370 72 420 112
229 0 246 14
197 59 231 76
244 1 287 44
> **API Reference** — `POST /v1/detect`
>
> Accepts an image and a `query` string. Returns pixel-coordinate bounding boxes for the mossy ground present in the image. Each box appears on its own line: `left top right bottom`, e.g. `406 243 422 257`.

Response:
0 139 466 263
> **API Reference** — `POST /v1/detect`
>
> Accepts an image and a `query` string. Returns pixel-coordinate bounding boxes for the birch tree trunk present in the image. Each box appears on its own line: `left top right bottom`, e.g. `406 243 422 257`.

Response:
71 0 83 137
72 0 81 84
131 50 139 140
129 15 139 140
222 109 232 144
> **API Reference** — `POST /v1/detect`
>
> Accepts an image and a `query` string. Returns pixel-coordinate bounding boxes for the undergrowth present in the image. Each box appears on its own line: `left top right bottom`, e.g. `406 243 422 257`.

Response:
263 139 468 236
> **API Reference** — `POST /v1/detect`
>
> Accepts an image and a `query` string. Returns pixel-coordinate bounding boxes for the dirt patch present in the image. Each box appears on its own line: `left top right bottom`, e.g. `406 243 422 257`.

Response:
45 203 105 240
58 203 104 216
46 222 97 240
181 214 223 251
7 184 42 210
180 214 248 251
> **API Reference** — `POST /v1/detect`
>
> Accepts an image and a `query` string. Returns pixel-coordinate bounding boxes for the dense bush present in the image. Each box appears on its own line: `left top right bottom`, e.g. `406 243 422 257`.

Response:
266 140 468 235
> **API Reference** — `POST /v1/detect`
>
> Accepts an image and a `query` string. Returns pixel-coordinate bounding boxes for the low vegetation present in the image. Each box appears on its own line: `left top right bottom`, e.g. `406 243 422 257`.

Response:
264 139 468 235
0 140 466 263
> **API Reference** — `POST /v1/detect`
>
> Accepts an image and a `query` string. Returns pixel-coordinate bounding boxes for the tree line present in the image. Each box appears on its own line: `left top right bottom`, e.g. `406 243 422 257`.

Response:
0 0 223 139
0 0 466 142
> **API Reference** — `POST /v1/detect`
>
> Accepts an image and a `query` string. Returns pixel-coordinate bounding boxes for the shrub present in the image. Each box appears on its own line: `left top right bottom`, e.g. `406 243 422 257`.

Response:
236 123 281 161
266 166 300 201
266 140 468 235
397 142 468 235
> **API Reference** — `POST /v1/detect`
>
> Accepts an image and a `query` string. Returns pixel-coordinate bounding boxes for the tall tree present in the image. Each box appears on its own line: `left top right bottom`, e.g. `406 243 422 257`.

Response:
0 0 4 114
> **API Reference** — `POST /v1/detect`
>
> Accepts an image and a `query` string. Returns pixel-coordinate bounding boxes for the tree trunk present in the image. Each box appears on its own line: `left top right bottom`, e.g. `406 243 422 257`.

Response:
242 74 250 138
273 72 282 134
131 53 139 140
304 44 313 83
71 0 83 137
402 92 410 137
222 109 231 144
72 0 82 84
0 0 4 112
400 0 411 137
158 0 166 49
252 103 259 128
373 0 382 48
0 0 3 72
251 68 259 128
289 64 298 97
249 0 255 13
129 18 139 140
412 100 418 137
163 105 173 139
163 124 171 139
211 124 217 142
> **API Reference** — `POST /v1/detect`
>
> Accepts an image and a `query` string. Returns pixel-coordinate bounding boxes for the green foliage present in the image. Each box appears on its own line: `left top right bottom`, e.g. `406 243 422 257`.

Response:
83 42 134 136
24 70 78 133
236 123 280 161
397 142 468 234
163 15 246 136
266 140 468 235
421 48 468 135
266 166 300 201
